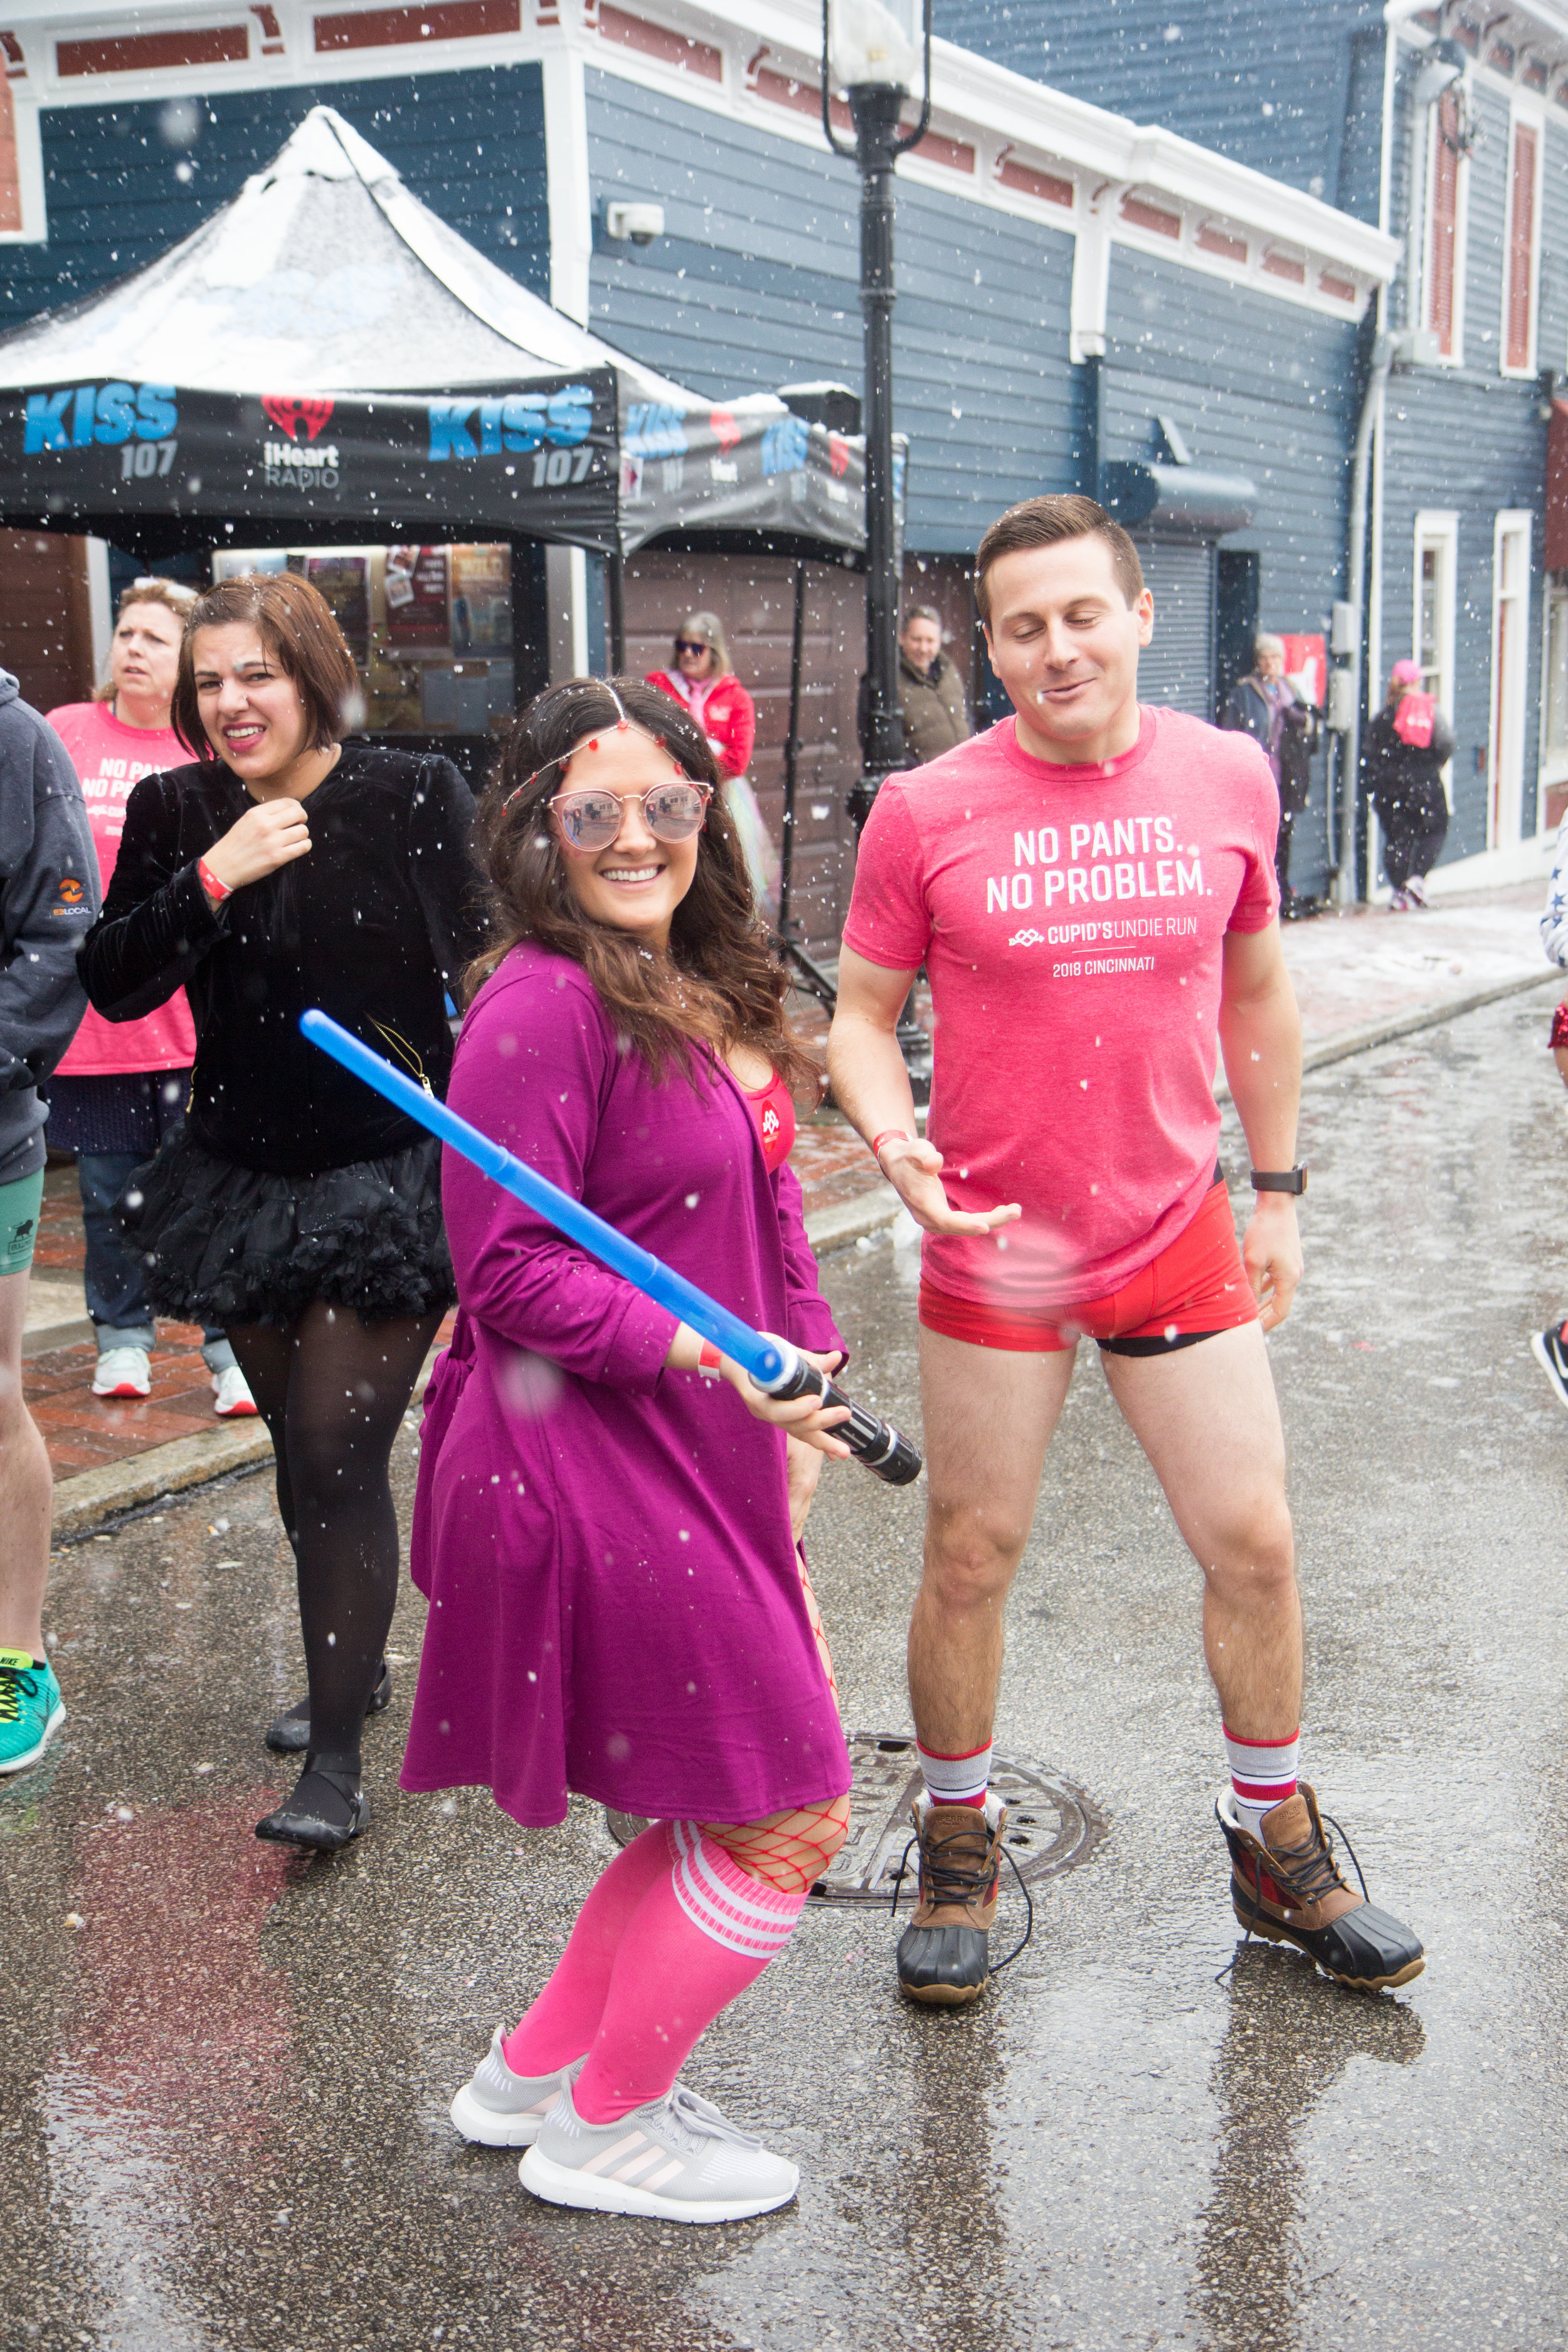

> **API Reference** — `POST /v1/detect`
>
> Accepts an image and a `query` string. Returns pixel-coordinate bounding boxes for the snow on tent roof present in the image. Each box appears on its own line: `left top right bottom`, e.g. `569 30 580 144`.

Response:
0 104 694 403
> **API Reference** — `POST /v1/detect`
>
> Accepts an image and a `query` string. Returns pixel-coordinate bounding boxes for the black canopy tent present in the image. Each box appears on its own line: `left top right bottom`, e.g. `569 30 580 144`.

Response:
0 104 878 832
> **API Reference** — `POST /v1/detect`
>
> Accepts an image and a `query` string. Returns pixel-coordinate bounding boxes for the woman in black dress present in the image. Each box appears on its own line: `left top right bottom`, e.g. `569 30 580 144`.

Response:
82 571 487 1850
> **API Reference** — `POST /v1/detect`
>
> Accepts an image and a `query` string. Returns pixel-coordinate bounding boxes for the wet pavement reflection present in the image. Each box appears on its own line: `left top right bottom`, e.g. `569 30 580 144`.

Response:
5 990 1568 2348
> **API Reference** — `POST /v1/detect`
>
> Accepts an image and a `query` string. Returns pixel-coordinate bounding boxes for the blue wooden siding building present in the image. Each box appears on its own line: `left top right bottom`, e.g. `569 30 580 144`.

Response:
0 0 1398 922
941 0 1568 893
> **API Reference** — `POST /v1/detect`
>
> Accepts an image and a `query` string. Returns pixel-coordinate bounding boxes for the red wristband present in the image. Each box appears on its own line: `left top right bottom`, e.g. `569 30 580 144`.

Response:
696 1340 723 1379
197 856 233 906
872 1129 913 1163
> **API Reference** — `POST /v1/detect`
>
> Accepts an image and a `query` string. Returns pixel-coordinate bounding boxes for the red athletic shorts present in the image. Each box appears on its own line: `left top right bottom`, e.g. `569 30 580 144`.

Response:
919 1173 1258 1356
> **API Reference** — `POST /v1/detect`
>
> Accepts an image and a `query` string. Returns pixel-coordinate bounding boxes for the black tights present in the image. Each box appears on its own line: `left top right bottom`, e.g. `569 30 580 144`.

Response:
228 1302 442 1764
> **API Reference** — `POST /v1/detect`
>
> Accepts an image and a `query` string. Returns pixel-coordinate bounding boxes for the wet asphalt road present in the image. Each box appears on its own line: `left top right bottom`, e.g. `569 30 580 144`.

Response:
6 987 1568 2352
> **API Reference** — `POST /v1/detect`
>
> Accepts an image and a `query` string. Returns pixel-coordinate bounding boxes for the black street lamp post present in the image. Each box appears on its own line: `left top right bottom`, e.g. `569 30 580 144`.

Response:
822 0 933 1093
822 0 931 834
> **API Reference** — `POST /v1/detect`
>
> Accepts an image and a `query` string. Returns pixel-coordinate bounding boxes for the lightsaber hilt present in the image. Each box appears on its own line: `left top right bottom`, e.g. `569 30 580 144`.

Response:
758 1343 923 1486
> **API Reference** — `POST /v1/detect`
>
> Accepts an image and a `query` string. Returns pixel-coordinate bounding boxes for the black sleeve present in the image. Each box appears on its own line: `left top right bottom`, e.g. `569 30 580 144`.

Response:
406 756 489 999
79 770 228 1021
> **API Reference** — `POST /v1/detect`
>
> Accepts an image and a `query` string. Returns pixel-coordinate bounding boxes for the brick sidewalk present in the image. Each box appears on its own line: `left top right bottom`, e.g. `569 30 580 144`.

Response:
24 1187 223 1481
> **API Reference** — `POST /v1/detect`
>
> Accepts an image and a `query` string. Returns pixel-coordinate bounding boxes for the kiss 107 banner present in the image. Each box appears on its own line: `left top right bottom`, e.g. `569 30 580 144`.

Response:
0 370 622 551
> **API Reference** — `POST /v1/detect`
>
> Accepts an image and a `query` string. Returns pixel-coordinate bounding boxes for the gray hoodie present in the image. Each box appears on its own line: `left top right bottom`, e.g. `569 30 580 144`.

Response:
0 670 99 1187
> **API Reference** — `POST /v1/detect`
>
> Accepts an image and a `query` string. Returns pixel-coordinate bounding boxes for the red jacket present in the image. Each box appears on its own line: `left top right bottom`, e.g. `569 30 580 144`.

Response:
645 670 756 778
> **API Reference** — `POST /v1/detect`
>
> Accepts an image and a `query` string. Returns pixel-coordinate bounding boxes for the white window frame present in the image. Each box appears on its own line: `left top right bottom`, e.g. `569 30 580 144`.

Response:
1538 572 1568 835
1421 85 1469 368
1414 509 1458 812
0 90 47 246
1499 100 1544 381
1490 510 1532 850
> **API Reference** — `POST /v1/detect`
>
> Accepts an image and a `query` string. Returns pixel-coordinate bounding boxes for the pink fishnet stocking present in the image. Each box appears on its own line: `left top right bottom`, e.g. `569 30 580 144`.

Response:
699 1793 852 1894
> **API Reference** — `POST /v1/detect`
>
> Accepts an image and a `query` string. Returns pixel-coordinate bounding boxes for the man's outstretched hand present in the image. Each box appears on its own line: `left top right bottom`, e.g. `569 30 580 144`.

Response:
877 1136 1022 1239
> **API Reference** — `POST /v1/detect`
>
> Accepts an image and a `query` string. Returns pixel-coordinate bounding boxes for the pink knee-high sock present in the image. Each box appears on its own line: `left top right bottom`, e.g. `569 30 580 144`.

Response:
573 1822 807 2126
502 1823 672 2077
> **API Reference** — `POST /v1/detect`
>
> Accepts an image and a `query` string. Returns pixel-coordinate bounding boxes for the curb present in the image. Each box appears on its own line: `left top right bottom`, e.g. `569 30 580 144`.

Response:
1296 964 1559 1076
48 1357 440 1541
51 966 1557 1537
51 1419 275 1539
1213 965 1560 1102
802 1182 903 1256
23 1312 93 1360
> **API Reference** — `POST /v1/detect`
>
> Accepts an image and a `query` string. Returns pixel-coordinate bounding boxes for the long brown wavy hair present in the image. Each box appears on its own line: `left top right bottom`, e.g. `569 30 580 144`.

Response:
469 677 818 1091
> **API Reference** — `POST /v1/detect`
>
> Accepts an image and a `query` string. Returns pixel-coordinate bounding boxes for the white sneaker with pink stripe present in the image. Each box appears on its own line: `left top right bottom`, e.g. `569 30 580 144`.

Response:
520 2079 798 2223
449 2027 580 2148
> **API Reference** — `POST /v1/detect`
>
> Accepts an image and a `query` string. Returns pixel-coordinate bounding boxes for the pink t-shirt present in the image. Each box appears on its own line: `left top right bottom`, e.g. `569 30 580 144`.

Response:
842 706 1279 1307
46 701 198 1076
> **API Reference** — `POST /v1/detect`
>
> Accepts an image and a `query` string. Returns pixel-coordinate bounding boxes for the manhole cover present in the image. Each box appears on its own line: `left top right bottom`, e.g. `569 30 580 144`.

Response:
605 1730 1108 1907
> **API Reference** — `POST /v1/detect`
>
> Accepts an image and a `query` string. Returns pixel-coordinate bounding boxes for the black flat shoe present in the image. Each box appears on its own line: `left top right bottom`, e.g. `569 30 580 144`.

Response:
255 1762 369 1852
265 1660 393 1754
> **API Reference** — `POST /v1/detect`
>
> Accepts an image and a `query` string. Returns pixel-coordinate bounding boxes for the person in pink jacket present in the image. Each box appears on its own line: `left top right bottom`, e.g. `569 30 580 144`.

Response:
647 612 777 915
46 579 255 1416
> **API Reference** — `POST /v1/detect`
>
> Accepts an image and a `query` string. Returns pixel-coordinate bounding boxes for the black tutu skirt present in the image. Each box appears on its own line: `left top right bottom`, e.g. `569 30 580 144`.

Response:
118 1129 455 1327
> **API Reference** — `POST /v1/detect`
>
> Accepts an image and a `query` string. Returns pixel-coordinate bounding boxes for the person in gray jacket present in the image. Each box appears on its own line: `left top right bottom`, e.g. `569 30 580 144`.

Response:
0 669 98 1774
1221 634 1315 912
858 605 972 769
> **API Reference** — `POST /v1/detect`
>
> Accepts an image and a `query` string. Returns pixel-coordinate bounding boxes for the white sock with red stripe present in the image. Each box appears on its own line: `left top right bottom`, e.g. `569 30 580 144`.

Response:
916 1737 993 1810
1224 1724 1301 1838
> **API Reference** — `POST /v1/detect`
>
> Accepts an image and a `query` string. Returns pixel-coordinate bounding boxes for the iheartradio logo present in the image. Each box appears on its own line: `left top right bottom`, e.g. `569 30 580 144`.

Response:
709 406 740 452
262 395 336 443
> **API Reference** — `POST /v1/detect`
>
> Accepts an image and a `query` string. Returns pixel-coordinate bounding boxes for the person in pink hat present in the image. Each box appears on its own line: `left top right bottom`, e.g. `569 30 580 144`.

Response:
1362 659 1454 911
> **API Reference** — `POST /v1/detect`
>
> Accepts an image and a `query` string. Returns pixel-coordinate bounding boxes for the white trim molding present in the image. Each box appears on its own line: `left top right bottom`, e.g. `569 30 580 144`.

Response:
543 42 590 324
1413 506 1458 808
0 86 47 243
1490 507 1534 849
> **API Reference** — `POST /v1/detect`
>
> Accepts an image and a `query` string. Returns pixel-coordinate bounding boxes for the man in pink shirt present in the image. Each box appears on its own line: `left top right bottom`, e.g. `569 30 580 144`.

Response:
829 496 1422 2006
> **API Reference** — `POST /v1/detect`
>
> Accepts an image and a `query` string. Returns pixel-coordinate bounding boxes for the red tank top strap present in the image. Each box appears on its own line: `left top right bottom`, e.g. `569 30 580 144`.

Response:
743 1069 796 1173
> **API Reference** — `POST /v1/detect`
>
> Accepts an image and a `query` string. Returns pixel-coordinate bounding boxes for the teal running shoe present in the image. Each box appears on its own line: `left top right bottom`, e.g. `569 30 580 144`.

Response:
0 1648 65 1774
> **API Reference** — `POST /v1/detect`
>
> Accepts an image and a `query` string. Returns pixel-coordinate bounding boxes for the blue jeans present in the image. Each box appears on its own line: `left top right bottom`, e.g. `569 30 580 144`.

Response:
77 1151 233 1374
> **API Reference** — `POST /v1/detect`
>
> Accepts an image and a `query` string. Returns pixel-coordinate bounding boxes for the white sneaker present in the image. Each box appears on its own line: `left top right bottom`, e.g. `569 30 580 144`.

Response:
1406 875 1429 907
520 2078 798 2223
213 1365 258 1417
449 2028 580 2148
92 1345 150 1399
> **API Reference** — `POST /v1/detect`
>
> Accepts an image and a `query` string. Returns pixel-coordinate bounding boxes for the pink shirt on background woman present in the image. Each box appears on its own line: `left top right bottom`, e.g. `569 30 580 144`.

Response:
45 701 198 1076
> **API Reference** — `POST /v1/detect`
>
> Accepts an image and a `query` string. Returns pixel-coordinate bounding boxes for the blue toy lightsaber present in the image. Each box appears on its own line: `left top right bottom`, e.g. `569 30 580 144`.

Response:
299 1009 921 1484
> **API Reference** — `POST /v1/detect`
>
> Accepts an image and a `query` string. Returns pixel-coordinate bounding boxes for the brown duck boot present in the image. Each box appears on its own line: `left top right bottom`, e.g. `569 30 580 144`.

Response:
894 1794 1008 2006
1216 1782 1424 1993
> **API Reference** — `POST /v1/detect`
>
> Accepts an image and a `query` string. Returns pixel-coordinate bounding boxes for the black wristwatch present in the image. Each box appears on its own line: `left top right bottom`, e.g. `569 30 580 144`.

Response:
1250 1165 1308 1195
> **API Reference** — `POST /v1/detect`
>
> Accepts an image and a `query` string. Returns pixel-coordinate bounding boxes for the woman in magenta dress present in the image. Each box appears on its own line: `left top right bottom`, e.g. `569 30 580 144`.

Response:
405 677 853 2225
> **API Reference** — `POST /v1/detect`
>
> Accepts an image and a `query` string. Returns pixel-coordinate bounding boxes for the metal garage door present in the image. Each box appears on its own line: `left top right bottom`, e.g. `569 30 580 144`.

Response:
1135 540 1215 718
